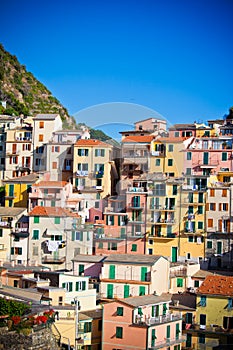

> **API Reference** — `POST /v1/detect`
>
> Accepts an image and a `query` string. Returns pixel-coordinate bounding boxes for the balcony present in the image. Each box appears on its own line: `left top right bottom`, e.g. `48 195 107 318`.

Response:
76 170 89 177
170 268 187 278
0 221 12 228
135 312 182 326
148 336 186 350
127 187 147 193
12 228 29 238
41 255 66 264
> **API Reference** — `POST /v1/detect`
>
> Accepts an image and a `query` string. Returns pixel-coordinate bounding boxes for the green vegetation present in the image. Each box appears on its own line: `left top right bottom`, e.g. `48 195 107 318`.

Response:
0 298 29 317
0 43 112 140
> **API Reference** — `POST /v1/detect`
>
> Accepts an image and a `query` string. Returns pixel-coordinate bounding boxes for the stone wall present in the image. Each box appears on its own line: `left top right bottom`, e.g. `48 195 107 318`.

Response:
0 325 61 350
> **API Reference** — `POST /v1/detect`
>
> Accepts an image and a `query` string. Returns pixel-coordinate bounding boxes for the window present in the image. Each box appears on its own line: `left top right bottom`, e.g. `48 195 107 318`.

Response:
188 236 194 243
109 265 115 279
34 216 39 224
139 286 145 296
84 322 92 333
52 162 57 169
141 267 147 281
0 229 2 237
210 203 216 211
194 280 199 287
177 278 183 287
168 159 173 166
168 145 173 152
198 222 203 229
166 325 170 339
175 131 179 137
222 203 228 211
54 217 60 224
173 185 177 195
95 201 100 208
39 134 44 142
79 264 84 275
198 206 203 214
208 219 213 228
222 189 227 197
51 235 62 241
78 149 89 156
75 281 86 291
32 230 39 240
131 244 137 252
98 242 103 249
117 307 124 316
207 240 212 249
210 189 215 196
62 282 73 292
116 327 123 338
200 296 206 307
222 152 227 161
156 159 160 166
95 149 105 157
186 168 191 175
187 152 192 160
72 231 83 241
108 242 117 250
39 121 44 128
148 248 153 255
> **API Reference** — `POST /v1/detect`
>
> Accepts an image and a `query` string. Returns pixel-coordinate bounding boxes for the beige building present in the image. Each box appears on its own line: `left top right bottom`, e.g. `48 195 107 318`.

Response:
32 114 62 172
28 206 93 270
0 207 28 263
100 254 170 299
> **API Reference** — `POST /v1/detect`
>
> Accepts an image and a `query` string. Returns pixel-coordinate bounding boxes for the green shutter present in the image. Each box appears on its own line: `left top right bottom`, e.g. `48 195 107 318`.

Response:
107 284 113 298
124 285 129 298
9 184 14 197
82 281 86 290
79 264 84 275
76 282 79 291
34 216 39 224
139 286 145 296
117 307 123 316
11 247 14 255
132 244 137 252
141 267 147 281
151 329 156 346
176 323 180 339
116 326 123 338
109 265 115 279
72 231 75 241
62 283 66 289
166 325 170 339
152 305 155 317
69 282 73 291
80 232 83 241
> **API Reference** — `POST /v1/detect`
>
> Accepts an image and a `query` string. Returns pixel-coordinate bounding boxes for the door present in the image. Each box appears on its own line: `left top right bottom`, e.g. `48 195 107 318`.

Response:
172 247 178 262
107 284 113 298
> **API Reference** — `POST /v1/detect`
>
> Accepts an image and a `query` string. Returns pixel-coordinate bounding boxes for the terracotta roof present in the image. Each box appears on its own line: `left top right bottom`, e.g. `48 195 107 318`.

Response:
33 181 68 188
197 275 233 296
122 135 154 143
75 139 111 147
28 206 80 218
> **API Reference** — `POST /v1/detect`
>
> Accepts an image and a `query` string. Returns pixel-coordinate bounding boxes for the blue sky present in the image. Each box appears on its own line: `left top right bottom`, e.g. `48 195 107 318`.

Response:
1 0 233 135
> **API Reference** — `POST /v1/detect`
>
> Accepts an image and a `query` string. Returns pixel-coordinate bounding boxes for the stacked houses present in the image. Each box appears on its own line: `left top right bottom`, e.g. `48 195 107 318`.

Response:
0 110 233 349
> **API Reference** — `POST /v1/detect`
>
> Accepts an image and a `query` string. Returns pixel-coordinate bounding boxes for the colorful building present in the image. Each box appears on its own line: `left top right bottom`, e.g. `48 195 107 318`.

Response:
102 294 183 350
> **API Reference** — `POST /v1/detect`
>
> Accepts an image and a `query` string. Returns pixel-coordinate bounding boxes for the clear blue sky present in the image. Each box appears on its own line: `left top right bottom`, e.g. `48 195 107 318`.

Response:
1 0 233 131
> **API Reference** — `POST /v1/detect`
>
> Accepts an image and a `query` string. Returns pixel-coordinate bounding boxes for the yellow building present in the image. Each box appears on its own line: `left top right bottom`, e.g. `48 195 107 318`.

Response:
3 173 39 208
184 275 233 349
73 139 114 198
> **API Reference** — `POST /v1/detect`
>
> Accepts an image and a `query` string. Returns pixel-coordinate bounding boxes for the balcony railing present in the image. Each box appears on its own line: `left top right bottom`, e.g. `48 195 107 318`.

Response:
42 255 66 264
127 187 147 193
148 335 186 350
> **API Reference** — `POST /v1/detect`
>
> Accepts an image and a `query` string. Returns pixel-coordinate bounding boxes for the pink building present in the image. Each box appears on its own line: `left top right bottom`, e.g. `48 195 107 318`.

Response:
102 294 183 350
